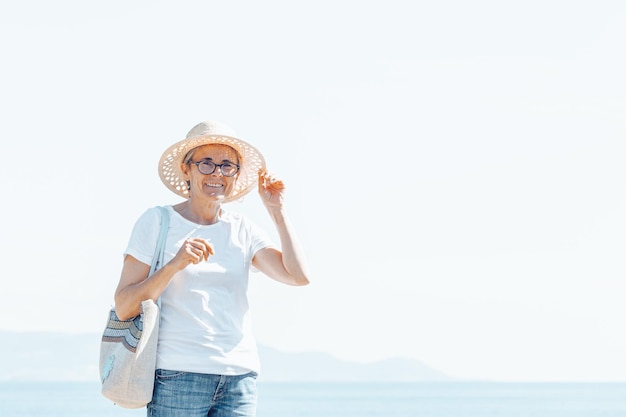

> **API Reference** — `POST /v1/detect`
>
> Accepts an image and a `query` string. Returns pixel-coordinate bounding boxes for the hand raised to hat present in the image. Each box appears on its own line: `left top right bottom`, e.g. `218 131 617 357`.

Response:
258 170 285 209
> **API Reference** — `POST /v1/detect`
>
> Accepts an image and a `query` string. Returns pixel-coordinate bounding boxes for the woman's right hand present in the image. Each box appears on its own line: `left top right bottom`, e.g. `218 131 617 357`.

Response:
169 237 215 270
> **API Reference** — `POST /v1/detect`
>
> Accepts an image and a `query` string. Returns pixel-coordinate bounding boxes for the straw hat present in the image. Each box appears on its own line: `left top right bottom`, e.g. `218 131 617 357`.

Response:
158 120 266 202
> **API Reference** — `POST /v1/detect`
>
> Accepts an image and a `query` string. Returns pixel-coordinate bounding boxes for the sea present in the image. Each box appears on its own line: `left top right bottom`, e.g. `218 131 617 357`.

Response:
0 381 625 417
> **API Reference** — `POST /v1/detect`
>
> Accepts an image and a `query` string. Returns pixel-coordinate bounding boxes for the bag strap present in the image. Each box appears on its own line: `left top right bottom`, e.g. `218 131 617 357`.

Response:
149 206 170 277
149 206 169 309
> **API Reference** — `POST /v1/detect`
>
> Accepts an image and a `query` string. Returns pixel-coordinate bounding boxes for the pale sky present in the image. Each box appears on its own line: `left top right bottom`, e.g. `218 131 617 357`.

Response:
1 1 625 382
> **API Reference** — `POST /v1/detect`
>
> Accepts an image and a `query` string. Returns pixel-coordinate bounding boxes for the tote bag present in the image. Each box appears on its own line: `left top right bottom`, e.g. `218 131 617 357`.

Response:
99 206 169 408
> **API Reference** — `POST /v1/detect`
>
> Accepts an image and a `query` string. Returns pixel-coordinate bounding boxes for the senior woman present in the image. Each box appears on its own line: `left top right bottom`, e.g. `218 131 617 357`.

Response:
113 120 310 417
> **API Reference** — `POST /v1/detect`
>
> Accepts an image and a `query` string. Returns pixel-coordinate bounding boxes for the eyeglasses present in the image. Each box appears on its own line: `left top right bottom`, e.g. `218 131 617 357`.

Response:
189 159 240 177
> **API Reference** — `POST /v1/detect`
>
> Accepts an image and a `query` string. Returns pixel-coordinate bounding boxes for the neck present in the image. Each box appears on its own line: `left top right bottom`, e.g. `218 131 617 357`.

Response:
177 198 222 225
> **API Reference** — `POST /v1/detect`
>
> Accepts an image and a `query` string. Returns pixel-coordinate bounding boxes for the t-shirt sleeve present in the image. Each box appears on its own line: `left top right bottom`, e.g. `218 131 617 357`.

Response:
124 206 162 267
247 218 277 258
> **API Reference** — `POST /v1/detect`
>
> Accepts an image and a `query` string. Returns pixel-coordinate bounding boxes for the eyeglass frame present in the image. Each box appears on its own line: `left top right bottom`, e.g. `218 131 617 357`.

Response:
187 159 241 177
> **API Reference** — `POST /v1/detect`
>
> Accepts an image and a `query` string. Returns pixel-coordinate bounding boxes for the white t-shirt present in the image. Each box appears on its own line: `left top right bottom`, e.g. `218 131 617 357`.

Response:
124 205 275 375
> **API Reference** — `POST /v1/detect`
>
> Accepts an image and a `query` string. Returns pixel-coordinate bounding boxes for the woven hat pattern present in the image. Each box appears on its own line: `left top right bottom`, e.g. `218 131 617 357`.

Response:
158 121 266 202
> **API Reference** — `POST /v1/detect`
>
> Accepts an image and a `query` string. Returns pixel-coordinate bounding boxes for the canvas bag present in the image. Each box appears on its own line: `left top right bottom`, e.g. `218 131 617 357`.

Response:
99 206 169 408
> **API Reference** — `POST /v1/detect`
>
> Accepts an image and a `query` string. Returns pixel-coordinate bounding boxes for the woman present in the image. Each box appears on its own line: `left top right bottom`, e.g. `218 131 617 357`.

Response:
113 120 310 417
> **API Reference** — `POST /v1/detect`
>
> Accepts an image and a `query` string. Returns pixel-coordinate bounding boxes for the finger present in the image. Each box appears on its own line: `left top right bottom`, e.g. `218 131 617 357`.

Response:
196 239 214 255
202 242 214 261
258 170 265 190
268 178 283 188
189 238 214 260
184 241 202 262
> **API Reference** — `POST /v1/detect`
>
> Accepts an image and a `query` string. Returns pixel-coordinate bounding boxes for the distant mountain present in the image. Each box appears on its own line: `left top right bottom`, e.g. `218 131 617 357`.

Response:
257 345 450 382
0 331 451 382
0 331 100 381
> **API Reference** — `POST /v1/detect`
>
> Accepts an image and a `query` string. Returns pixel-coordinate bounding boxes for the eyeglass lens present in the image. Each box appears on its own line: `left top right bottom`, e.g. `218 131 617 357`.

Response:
195 160 239 177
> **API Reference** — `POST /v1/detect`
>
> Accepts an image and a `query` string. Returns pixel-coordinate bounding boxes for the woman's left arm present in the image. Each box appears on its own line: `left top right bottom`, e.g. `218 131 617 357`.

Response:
252 170 310 286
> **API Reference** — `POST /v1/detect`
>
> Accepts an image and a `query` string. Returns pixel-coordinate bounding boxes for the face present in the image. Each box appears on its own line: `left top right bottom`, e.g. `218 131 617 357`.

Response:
181 144 240 201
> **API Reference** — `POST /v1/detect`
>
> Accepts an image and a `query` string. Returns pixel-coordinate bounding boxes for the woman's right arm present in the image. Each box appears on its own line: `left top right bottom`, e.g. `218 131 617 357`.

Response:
113 256 180 320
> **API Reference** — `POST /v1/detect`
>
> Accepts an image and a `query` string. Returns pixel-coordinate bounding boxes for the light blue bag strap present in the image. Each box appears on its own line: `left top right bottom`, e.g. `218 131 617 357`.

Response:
149 206 170 309
149 206 170 277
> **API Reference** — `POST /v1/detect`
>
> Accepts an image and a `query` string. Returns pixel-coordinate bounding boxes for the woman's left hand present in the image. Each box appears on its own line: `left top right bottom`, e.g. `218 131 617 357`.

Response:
258 170 285 209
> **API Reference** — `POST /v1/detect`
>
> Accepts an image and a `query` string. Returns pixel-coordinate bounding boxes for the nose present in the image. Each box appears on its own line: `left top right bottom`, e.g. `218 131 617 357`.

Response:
210 166 224 177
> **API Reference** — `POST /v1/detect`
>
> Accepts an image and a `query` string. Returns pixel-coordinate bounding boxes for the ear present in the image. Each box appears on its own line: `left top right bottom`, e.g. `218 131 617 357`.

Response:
181 162 191 181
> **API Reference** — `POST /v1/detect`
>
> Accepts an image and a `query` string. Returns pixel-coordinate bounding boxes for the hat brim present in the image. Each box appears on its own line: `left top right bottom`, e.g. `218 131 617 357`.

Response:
158 134 266 202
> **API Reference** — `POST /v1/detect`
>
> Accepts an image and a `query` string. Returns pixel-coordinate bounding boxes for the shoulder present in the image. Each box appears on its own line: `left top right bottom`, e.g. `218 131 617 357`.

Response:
140 205 166 221
220 208 246 224
220 209 264 236
133 205 169 230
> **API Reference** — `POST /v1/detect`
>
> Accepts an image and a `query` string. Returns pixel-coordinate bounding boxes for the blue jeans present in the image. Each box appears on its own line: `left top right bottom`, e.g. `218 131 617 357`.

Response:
147 369 258 417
